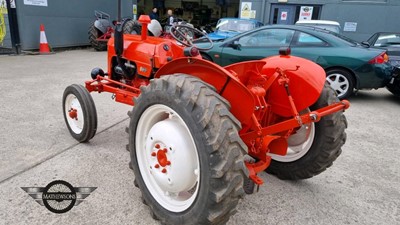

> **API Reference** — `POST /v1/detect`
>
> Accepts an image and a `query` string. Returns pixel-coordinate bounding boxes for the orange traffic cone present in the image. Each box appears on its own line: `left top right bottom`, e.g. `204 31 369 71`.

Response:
39 24 51 54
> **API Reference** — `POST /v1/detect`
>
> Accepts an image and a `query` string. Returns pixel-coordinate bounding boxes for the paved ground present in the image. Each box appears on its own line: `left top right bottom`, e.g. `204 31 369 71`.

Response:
0 49 399 225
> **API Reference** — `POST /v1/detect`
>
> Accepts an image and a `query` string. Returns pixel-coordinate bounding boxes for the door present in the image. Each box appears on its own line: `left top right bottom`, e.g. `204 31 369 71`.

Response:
289 31 331 64
270 4 296 25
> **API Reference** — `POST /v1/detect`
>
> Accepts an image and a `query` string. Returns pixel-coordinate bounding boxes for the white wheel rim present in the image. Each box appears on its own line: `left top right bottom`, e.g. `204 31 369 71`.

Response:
326 73 349 98
64 94 84 134
269 121 315 162
136 104 200 212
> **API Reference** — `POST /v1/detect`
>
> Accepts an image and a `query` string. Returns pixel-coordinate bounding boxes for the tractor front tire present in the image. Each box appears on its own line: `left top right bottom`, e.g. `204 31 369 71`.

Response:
62 84 97 142
128 74 247 224
88 25 107 51
267 84 347 180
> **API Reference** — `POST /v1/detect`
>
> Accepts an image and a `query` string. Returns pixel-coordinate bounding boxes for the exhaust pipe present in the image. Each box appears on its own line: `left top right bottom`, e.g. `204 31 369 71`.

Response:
114 0 123 57
138 15 151 41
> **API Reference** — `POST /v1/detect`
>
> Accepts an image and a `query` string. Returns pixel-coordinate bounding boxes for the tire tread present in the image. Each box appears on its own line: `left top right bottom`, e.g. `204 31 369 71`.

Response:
267 84 347 180
129 74 247 224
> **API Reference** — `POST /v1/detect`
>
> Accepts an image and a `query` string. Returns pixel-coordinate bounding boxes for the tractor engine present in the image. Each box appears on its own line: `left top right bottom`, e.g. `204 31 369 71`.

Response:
112 57 137 81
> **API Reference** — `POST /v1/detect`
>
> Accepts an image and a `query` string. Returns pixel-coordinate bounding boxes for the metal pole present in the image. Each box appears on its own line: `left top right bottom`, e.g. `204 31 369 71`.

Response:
5 0 21 54
117 0 121 22
261 0 266 24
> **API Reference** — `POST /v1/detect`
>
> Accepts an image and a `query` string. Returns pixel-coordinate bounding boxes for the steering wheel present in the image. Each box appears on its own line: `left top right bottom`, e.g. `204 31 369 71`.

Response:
170 24 213 51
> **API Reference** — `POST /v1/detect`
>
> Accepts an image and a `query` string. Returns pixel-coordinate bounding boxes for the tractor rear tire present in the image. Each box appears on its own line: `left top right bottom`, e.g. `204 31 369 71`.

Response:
123 20 142 35
267 84 347 180
127 74 247 224
62 84 97 142
88 25 107 51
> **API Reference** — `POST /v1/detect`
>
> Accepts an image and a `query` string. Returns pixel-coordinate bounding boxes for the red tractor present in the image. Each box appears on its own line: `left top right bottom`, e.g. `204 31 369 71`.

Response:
63 3 349 224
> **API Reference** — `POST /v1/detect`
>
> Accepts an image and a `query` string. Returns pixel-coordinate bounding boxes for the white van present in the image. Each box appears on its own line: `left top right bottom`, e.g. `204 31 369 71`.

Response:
295 20 341 34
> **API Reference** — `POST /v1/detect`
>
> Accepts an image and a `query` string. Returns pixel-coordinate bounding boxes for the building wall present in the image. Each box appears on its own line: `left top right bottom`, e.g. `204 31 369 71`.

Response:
321 1 400 41
240 0 400 41
14 0 135 50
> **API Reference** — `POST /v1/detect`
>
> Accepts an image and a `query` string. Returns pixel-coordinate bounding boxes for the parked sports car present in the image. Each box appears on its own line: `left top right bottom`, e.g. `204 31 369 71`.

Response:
367 32 400 68
207 18 263 42
199 25 395 99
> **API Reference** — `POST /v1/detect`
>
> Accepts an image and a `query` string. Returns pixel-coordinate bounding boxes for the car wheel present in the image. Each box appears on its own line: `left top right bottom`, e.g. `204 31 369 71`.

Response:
386 76 400 97
326 69 354 99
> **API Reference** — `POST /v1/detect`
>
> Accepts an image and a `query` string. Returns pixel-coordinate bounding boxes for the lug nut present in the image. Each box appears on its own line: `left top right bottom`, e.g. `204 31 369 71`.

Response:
161 168 167 173
163 148 168 153
151 152 156 157
155 164 160 168
166 161 171 165
155 144 160 149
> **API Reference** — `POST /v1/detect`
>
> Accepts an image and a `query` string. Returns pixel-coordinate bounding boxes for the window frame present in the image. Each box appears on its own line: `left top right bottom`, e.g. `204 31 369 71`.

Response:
235 28 296 48
291 31 331 47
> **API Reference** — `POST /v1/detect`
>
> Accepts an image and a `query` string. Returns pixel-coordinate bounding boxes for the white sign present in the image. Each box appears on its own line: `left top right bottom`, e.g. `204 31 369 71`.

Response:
344 22 357 32
299 6 313 21
250 10 256 19
240 2 252 19
132 4 137 20
281 11 287 21
0 0 7 13
24 0 47 7
133 4 137 15
1 0 15 11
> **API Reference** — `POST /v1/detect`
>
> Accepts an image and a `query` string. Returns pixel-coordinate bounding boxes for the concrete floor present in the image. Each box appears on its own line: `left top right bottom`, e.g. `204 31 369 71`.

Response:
0 49 399 224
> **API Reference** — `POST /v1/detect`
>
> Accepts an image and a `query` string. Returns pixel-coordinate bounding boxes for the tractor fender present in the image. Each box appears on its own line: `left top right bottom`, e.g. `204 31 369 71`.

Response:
154 58 255 127
260 55 326 117
94 19 112 34
148 19 163 37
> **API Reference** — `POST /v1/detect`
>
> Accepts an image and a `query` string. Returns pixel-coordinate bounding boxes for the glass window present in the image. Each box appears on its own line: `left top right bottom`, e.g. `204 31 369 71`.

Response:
216 19 258 33
296 32 328 46
374 33 400 47
237 29 295 47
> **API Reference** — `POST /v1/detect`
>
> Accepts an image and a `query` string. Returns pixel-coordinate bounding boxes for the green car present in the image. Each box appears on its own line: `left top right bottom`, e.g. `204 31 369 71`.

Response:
198 25 395 99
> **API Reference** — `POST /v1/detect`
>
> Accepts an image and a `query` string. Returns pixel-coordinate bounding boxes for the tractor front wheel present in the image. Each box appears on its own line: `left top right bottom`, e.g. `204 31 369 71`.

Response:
62 84 97 142
128 75 247 224
267 84 347 180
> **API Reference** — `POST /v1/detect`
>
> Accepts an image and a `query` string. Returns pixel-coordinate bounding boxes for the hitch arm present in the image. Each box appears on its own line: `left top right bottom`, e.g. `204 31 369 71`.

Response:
85 76 141 106
240 100 350 144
